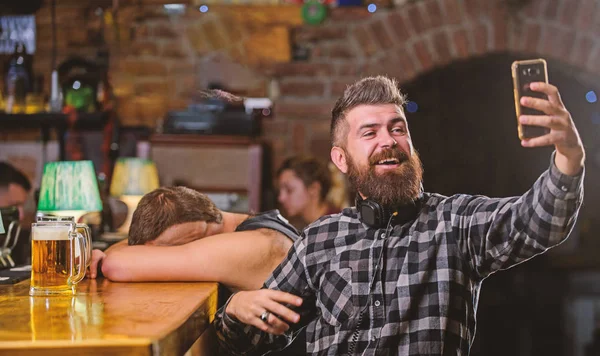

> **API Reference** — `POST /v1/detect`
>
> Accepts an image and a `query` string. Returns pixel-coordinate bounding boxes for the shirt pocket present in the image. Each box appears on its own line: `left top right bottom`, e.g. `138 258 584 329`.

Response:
317 267 355 326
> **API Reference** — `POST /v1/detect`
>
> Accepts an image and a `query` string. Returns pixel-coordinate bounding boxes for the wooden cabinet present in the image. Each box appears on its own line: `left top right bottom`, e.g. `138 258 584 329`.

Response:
149 134 267 213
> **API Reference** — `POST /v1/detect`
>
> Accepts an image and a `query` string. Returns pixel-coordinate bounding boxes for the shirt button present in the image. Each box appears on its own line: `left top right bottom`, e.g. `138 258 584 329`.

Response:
374 300 381 307
561 185 568 192
371 336 376 342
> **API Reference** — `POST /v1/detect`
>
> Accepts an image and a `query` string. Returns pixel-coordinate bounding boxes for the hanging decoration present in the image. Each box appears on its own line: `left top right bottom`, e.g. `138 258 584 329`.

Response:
301 0 328 25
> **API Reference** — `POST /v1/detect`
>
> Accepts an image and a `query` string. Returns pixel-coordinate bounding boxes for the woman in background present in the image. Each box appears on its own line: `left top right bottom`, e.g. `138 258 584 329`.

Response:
277 156 347 229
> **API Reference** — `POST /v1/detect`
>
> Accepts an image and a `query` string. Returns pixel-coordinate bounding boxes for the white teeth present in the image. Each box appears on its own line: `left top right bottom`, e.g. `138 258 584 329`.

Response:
377 158 399 164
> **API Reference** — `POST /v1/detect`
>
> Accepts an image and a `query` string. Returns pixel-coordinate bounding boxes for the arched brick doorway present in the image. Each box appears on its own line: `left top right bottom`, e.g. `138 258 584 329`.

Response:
353 0 600 83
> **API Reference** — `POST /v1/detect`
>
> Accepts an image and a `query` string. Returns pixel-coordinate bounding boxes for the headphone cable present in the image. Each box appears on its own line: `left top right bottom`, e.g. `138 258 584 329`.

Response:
348 210 399 353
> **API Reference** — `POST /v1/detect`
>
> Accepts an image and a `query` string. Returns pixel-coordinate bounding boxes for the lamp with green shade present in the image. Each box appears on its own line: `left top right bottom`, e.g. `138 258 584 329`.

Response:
110 158 160 233
37 160 103 223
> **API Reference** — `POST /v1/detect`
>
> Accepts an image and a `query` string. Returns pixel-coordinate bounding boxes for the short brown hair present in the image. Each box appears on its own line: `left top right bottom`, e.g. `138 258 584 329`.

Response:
277 156 332 202
128 186 222 245
330 76 407 147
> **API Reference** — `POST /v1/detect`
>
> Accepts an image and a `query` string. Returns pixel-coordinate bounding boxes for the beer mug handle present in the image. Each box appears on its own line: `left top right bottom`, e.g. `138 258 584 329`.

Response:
69 232 87 286
76 224 92 268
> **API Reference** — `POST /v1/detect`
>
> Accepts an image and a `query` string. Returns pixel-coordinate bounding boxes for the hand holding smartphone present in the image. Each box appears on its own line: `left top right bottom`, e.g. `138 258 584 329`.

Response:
511 59 551 140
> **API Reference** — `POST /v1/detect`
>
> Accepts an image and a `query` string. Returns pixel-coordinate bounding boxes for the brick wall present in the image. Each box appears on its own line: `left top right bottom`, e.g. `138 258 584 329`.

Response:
263 0 600 168
29 0 600 168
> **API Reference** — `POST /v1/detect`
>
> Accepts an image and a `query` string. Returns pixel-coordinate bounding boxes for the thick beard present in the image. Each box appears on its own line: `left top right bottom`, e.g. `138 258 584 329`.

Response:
347 148 423 207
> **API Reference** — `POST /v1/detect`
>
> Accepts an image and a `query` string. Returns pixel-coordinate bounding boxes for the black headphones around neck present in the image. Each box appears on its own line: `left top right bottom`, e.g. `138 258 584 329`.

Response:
356 194 422 228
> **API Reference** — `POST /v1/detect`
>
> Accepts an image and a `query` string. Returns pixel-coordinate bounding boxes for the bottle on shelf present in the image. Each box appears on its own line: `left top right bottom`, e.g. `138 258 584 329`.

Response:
49 70 63 113
25 75 46 114
4 43 33 114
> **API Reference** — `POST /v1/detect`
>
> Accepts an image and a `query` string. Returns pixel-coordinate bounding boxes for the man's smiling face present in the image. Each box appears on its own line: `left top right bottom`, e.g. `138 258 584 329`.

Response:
332 103 423 206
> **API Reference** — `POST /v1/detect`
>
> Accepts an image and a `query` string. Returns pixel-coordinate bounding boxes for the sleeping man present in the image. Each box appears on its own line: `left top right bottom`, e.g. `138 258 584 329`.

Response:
88 186 298 292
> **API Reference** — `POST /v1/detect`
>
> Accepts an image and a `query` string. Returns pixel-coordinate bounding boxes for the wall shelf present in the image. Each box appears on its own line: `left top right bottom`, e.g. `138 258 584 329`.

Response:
0 112 110 160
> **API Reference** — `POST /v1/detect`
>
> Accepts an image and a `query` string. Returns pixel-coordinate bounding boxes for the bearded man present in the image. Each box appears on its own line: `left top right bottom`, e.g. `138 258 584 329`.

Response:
213 76 585 355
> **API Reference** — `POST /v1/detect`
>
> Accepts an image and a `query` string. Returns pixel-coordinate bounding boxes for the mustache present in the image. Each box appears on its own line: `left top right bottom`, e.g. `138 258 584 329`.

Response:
369 148 409 166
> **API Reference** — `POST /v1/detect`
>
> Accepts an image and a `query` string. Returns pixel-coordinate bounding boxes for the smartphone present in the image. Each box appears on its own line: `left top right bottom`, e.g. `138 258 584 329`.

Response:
511 59 551 140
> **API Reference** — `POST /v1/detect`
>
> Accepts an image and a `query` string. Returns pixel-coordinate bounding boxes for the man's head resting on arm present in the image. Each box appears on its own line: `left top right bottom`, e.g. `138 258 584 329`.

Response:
128 186 224 246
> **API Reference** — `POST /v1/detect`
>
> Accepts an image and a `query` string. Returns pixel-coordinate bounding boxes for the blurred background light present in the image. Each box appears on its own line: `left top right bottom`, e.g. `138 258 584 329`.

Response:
406 101 418 113
586 90 597 103
163 4 186 14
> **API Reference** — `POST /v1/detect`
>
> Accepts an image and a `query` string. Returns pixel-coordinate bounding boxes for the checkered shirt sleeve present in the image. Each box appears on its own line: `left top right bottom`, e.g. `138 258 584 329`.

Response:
453 154 584 279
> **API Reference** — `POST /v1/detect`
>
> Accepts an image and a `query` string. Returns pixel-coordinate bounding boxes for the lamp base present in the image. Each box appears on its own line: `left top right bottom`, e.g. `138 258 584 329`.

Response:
116 196 143 235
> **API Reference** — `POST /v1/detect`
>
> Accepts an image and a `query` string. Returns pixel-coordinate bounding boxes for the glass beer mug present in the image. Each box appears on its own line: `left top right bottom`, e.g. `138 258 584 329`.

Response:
36 215 92 269
30 219 88 296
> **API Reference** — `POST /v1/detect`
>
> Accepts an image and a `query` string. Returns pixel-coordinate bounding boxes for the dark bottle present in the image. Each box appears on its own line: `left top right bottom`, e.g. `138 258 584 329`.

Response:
4 43 33 113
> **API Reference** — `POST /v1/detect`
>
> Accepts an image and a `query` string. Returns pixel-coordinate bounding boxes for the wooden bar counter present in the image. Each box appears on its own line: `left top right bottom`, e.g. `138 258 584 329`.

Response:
0 278 218 355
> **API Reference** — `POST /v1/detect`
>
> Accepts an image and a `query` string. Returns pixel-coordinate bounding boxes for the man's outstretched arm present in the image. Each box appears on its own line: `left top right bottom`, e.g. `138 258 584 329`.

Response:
98 229 292 290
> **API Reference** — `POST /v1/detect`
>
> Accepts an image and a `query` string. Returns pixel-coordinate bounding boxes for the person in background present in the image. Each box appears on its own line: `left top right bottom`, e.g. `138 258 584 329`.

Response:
277 156 344 229
0 161 31 222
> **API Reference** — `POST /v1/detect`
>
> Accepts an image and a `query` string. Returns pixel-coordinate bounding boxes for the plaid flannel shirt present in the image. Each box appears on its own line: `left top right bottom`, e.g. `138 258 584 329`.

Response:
215 156 584 356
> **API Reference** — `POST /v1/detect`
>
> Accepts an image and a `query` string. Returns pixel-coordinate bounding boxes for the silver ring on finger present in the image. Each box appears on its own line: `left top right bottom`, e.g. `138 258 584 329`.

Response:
260 311 270 323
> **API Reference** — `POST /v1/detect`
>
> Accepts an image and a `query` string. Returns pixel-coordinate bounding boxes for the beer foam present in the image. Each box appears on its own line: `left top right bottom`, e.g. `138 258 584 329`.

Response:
32 225 71 241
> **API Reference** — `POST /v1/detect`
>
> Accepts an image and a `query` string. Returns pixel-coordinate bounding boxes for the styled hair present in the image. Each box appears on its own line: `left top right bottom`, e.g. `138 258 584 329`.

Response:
0 162 31 191
128 186 222 245
330 76 407 147
277 156 332 202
